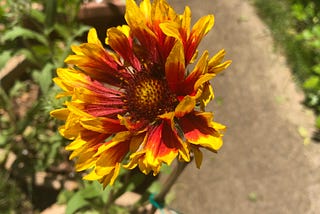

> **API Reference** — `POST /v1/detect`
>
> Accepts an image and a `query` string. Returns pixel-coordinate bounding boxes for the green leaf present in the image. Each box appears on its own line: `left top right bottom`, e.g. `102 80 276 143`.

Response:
301 29 313 41
45 0 57 27
66 191 90 214
45 140 60 166
54 24 71 40
9 81 27 97
57 190 74 204
0 132 8 146
16 48 37 64
312 65 320 75
16 101 42 133
0 50 12 69
80 182 102 199
2 26 48 46
70 25 91 40
101 185 111 203
29 8 45 24
291 4 307 21
108 205 130 214
32 63 54 95
306 93 319 106
303 76 320 89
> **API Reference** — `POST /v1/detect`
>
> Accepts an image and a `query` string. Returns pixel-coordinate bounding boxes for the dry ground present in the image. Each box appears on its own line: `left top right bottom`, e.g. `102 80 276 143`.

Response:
168 0 320 213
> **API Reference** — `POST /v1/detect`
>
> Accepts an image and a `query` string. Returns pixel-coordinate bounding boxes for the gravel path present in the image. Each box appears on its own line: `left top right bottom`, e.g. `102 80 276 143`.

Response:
168 0 320 213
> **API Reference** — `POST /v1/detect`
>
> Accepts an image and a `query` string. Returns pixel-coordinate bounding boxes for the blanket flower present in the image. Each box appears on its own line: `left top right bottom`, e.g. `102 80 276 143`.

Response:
51 0 231 187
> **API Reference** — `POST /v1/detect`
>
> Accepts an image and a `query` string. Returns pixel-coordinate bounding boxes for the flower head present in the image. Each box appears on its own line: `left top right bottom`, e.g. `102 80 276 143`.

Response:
51 0 231 187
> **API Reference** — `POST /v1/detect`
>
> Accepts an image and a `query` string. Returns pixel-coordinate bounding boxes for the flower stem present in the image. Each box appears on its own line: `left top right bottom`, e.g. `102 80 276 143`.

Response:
148 160 189 214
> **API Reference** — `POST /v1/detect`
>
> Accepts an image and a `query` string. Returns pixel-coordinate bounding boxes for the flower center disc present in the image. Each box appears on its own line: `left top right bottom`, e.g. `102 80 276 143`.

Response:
125 73 177 121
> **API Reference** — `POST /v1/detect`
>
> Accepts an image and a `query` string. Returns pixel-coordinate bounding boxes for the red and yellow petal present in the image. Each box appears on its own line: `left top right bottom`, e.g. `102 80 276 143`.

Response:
159 22 180 41
165 41 185 93
180 6 191 39
50 108 69 121
196 82 214 110
54 67 125 100
182 51 209 95
83 134 131 187
151 0 178 23
194 73 216 93
94 131 132 157
174 95 196 118
54 68 90 94
74 148 98 171
84 163 121 188
125 120 190 175
129 132 147 153
65 29 128 85
73 88 125 118
208 49 232 74
141 122 180 175
139 0 151 21
66 131 109 171
125 0 158 58
65 130 98 152
53 68 125 118
52 100 125 139
65 47 123 85
107 27 141 71
57 112 84 140
189 145 203 169
118 115 149 131
125 0 178 64
186 15 214 63
87 28 103 47
80 117 125 134
178 111 225 154
160 8 214 65
125 0 149 27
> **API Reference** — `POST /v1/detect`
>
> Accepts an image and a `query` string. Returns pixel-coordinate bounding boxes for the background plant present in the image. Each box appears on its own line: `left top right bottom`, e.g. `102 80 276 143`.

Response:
253 0 320 133
0 0 88 212
0 1 177 213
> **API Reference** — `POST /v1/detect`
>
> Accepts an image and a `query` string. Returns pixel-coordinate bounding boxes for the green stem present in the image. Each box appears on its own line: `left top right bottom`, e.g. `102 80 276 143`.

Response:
103 188 114 213
148 160 189 214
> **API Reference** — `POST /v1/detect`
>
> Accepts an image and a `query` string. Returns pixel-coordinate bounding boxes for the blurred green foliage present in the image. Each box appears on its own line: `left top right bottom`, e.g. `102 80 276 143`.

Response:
254 0 320 129
57 169 165 214
0 1 170 213
0 0 88 212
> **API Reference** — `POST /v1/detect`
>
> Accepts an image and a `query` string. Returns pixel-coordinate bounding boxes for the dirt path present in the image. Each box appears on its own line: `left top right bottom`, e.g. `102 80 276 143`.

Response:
168 0 320 213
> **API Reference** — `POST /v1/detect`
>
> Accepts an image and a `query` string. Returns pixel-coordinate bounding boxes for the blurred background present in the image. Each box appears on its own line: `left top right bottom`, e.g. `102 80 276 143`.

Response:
0 0 319 213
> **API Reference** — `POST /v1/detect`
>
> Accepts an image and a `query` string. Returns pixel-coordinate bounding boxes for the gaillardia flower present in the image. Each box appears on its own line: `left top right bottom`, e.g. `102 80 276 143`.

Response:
51 0 231 187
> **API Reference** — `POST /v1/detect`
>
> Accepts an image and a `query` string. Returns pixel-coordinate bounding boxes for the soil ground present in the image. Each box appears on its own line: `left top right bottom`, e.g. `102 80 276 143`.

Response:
168 0 320 213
